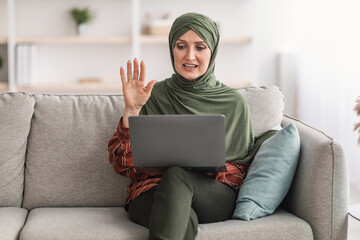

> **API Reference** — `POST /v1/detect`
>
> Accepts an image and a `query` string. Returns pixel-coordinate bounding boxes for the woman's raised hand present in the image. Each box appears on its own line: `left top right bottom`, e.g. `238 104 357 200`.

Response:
120 58 156 128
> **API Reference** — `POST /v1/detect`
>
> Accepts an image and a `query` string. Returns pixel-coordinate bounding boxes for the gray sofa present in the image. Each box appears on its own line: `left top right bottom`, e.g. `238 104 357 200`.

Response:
0 86 348 240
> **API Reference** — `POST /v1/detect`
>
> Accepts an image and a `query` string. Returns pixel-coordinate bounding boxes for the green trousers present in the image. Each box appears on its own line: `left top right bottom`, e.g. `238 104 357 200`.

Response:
128 167 237 240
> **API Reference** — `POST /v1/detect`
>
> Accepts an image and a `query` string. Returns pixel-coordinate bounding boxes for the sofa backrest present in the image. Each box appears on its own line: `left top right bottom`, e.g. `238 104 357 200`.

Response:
0 93 34 207
18 86 283 210
239 86 284 135
22 95 129 210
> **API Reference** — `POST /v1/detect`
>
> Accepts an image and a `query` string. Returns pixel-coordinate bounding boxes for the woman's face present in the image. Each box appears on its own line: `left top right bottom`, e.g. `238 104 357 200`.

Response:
173 30 212 81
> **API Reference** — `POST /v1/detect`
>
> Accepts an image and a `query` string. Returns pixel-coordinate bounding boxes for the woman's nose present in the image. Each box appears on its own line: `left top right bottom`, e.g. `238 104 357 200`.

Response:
185 48 195 60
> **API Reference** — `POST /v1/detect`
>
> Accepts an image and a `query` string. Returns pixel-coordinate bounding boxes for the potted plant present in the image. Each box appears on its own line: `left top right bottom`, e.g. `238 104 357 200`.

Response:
355 97 360 145
69 7 96 36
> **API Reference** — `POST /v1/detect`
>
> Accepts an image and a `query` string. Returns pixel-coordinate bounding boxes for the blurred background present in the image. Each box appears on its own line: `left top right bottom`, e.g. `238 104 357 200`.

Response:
0 0 359 202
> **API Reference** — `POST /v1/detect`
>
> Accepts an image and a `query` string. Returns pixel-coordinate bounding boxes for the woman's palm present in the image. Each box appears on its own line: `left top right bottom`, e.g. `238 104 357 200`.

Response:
123 78 150 109
120 59 156 111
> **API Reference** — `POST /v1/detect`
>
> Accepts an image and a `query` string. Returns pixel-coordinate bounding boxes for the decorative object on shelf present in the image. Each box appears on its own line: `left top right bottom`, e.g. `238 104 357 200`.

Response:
69 7 96 36
354 97 360 145
16 44 36 86
78 78 102 84
143 13 172 36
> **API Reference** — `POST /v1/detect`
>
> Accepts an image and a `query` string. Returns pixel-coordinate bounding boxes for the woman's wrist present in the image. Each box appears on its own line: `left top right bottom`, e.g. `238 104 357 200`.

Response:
122 106 141 128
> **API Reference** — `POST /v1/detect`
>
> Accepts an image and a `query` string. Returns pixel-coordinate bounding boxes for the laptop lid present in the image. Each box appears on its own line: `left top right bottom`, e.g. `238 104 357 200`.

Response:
129 115 226 172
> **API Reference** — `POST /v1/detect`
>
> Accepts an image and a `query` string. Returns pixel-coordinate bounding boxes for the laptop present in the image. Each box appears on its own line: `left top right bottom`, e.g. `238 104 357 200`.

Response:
129 115 226 172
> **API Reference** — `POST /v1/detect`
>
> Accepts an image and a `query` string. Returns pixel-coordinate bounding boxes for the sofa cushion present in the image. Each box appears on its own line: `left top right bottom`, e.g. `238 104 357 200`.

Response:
20 207 148 240
197 209 313 240
239 86 284 136
0 207 28 240
232 123 300 220
19 208 312 240
23 95 129 210
0 93 34 207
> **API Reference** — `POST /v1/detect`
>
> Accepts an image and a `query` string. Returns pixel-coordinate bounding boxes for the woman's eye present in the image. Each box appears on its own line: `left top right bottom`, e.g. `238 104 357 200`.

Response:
196 46 206 51
177 45 186 49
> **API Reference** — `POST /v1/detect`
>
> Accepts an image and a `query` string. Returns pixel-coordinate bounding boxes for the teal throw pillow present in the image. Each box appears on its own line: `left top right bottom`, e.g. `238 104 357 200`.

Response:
232 123 300 220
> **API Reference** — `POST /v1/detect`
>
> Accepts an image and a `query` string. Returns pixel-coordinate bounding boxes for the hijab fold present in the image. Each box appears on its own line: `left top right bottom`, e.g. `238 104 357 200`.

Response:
140 13 254 162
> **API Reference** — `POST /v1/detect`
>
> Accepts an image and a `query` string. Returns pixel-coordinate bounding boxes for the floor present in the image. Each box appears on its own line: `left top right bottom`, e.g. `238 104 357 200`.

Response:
348 183 360 240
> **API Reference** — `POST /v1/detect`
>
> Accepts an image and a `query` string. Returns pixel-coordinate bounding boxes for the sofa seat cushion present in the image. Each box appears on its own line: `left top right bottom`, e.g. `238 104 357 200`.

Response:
197 209 313 240
20 208 312 240
0 207 28 240
20 207 147 240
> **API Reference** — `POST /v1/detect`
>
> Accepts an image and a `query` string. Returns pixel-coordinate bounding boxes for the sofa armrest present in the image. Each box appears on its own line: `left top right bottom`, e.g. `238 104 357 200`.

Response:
281 115 348 240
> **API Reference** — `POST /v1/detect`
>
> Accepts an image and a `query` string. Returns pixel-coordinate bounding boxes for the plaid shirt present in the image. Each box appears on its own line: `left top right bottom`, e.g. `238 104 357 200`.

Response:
108 118 249 210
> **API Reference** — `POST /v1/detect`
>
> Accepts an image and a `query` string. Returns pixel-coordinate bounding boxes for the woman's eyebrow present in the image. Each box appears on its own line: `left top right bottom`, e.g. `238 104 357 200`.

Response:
176 39 206 44
176 39 186 43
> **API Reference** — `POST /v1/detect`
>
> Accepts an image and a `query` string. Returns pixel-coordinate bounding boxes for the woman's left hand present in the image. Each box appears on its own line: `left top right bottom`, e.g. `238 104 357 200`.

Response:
120 58 156 128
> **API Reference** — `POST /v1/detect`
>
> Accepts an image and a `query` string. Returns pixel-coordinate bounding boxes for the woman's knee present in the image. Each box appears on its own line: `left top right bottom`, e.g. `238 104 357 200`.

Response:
157 167 194 195
163 167 189 182
128 188 155 227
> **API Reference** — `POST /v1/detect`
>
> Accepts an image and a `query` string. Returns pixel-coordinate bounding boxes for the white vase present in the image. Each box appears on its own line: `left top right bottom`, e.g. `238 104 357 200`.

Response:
77 24 88 36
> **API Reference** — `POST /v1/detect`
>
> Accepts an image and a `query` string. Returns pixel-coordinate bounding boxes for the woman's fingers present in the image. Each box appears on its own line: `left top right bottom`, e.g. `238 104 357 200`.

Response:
144 80 156 94
126 60 132 81
121 59 146 85
133 58 139 80
120 67 126 85
139 61 146 82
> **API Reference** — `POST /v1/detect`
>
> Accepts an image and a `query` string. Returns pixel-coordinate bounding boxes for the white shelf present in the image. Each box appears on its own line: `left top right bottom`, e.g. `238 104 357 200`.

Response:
1 82 123 95
221 36 252 44
16 36 132 44
0 35 252 45
21 82 123 94
0 37 7 45
0 82 8 93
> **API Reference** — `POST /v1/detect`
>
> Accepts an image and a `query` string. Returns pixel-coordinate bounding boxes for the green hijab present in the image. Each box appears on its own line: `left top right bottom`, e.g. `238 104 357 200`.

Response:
140 13 254 162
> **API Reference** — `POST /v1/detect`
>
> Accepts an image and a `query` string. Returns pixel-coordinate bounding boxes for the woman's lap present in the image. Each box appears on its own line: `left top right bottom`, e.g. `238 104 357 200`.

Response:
128 167 237 226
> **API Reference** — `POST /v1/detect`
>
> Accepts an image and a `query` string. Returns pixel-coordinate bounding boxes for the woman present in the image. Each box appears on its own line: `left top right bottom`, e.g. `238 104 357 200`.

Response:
108 13 254 240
